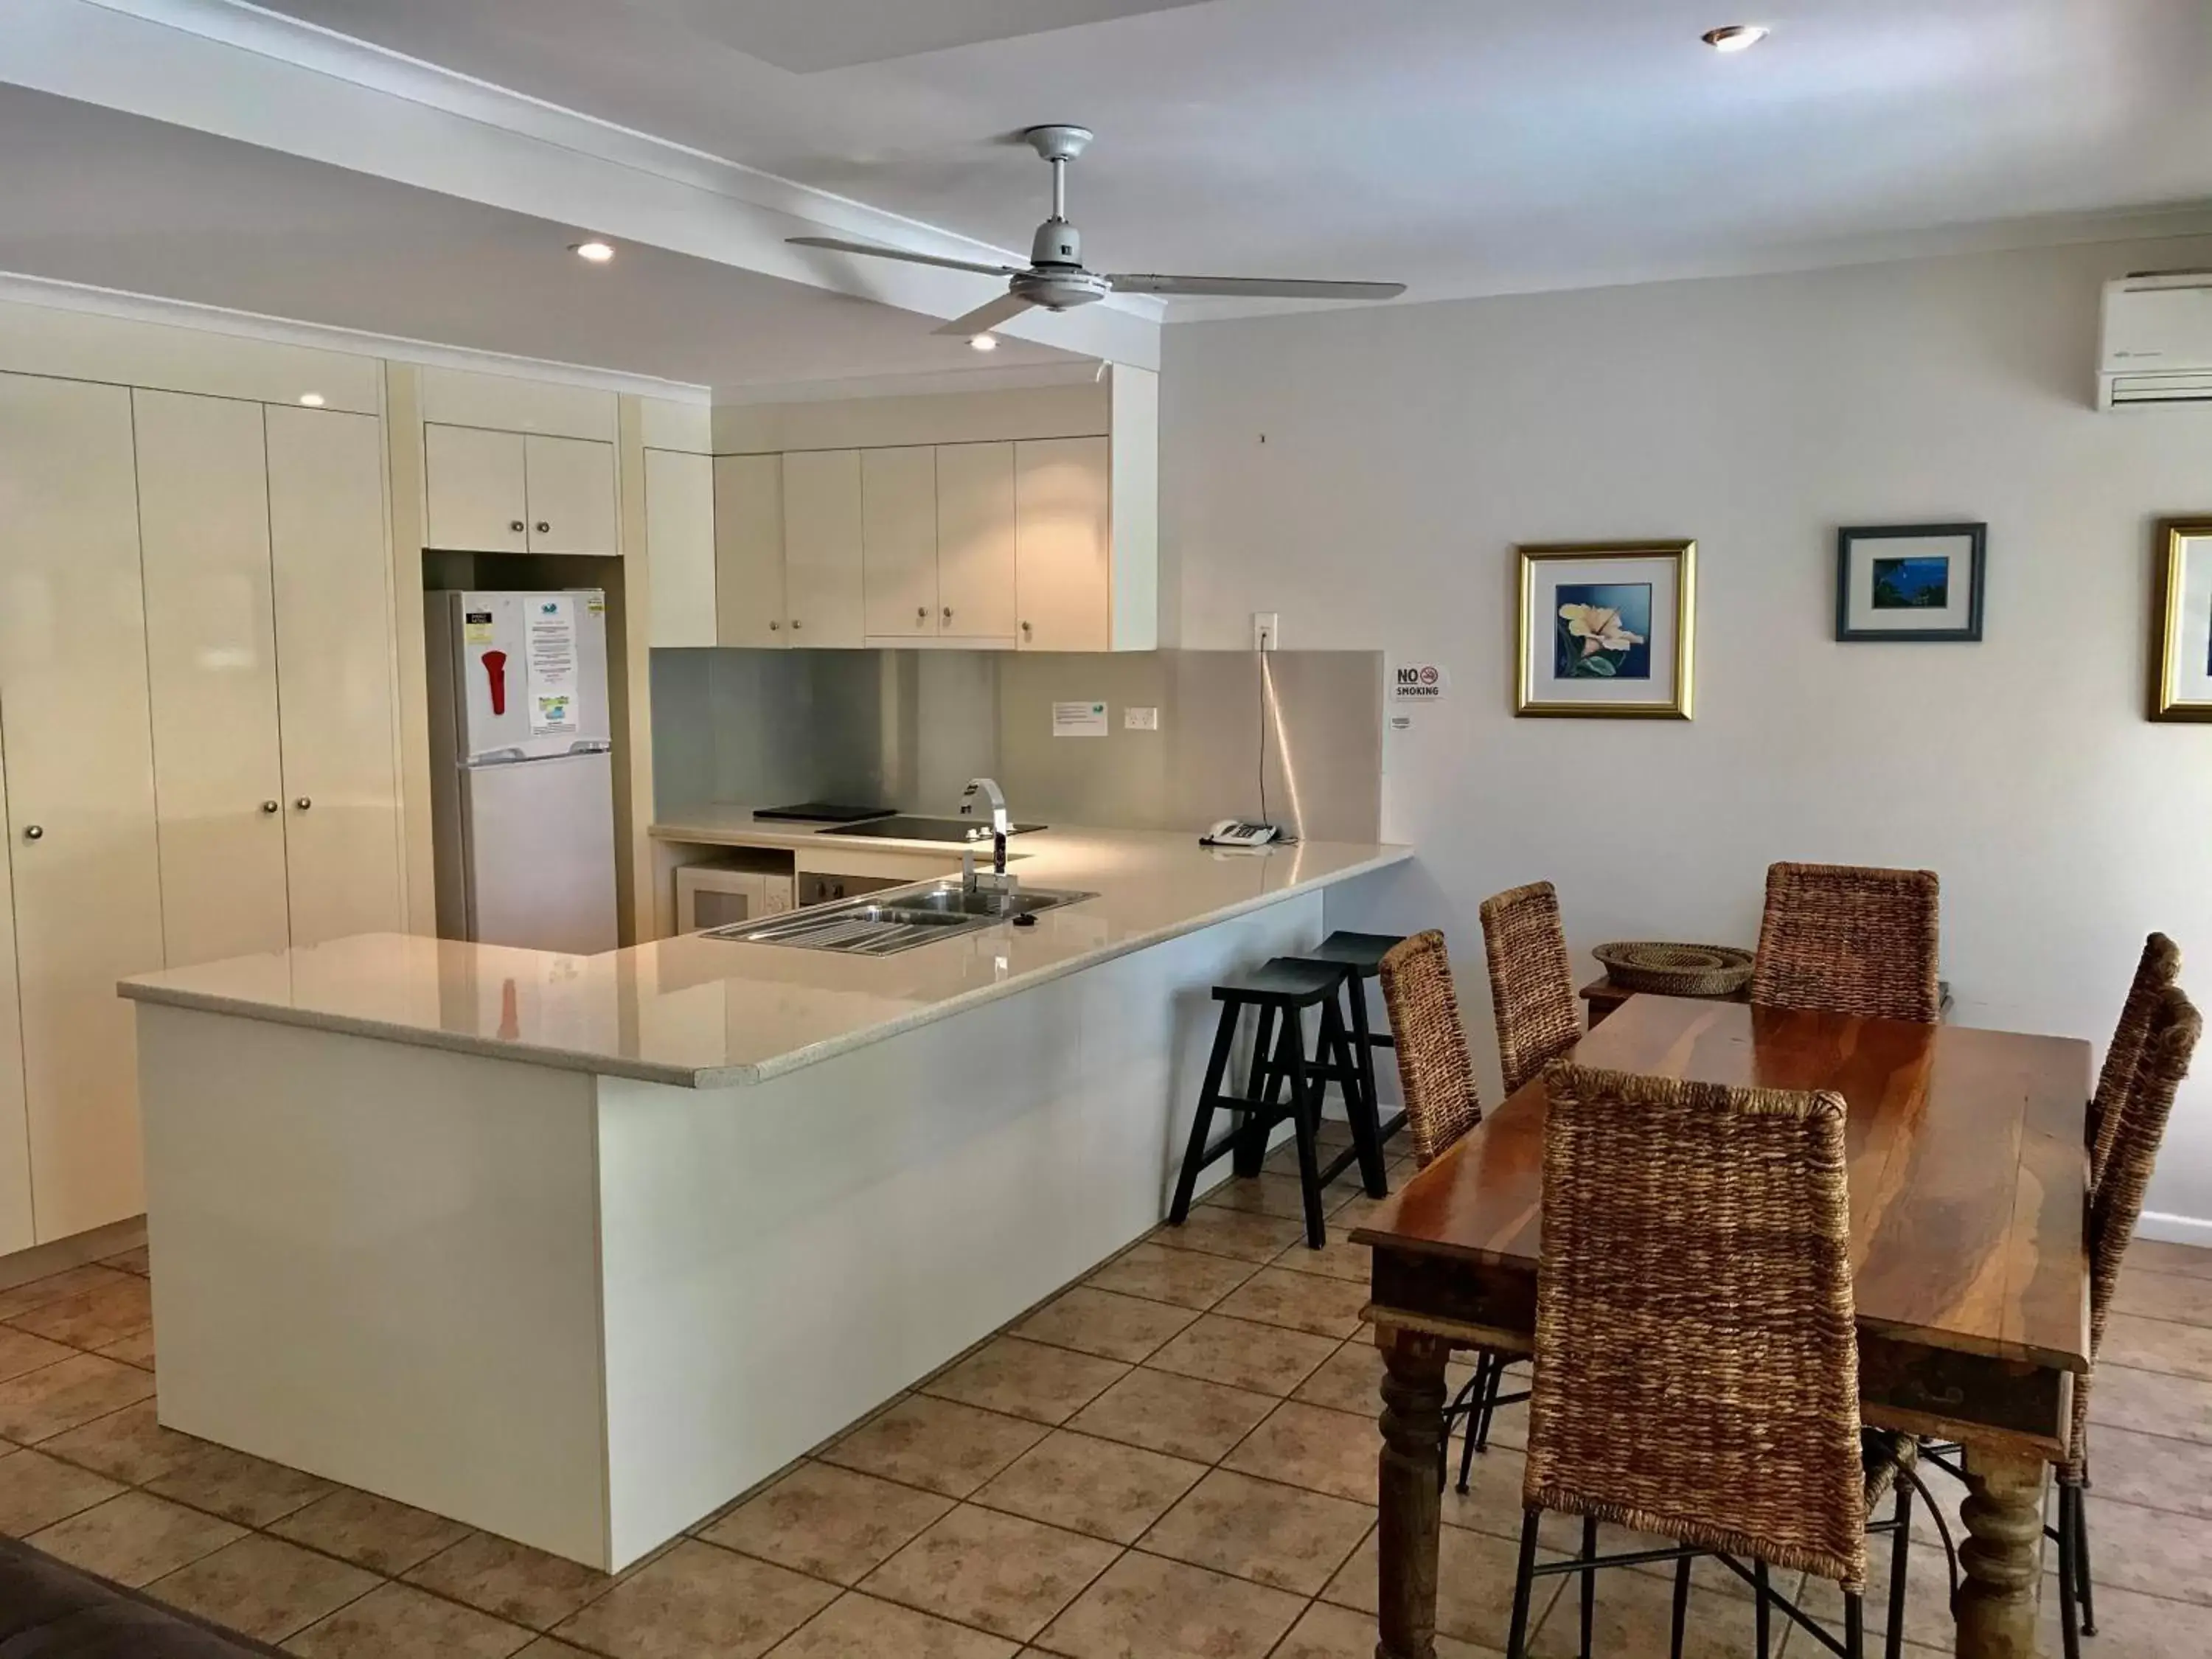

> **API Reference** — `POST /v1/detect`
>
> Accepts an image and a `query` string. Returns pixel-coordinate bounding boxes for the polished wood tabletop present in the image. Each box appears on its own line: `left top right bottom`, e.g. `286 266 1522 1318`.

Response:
1354 993 2093 1659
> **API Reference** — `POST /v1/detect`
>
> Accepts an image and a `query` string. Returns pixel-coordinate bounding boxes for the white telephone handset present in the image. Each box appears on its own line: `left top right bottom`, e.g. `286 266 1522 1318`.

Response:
1201 819 1282 849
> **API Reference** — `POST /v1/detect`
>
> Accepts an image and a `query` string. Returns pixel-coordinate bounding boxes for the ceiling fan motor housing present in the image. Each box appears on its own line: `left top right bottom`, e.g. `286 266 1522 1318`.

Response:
1013 262 1111 311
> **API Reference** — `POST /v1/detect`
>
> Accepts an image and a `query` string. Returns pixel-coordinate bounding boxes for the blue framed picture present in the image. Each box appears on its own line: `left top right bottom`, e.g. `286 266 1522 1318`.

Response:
1836 524 1985 641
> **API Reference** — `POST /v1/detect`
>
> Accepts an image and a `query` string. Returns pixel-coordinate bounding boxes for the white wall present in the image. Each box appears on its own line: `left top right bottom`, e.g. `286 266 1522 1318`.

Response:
1164 234 2212 1238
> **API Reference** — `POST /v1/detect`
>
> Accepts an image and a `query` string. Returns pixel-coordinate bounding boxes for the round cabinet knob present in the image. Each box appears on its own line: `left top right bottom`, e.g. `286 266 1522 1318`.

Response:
768 620 781 631
21 824 41 841
790 619 802 631
509 520 526 533
1020 620 1032 635
917 606 927 623
942 606 953 622
535 521 551 535
294 797 313 811
261 800 281 814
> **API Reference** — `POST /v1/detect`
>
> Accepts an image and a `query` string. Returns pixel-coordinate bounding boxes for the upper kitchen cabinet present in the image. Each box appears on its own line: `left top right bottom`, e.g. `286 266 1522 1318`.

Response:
525 434 619 556
861 446 939 641
934 442 1019 641
781 450 865 647
714 453 785 647
645 448 716 649
423 424 617 556
1014 437 1113 652
0 725 26 1256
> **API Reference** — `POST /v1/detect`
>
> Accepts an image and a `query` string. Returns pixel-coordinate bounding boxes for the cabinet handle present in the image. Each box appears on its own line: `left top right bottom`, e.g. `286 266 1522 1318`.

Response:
790 619 802 631
509 520 526 533
769 620 781 631
917 607 927 623
21 824 41 841
943 606 953 622
262 800 281 814
295 797 313 811
535 521 551 535
1020 621 1032 635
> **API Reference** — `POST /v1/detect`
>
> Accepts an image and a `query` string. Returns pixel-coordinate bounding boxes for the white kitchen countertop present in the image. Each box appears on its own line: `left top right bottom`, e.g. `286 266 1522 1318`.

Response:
119 821 1411 1088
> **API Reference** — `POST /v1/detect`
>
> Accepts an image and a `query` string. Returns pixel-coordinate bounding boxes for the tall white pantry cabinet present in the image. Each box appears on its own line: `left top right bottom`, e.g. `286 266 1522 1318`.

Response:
0 368 404 1249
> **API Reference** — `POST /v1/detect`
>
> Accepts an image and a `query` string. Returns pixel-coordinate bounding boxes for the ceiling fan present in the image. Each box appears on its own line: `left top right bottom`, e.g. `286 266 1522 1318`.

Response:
789 125 1407 338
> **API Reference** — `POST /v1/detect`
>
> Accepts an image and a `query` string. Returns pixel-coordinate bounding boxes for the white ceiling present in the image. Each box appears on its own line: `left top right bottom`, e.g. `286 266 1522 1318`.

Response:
243 0 2212 299
0 83 1081 392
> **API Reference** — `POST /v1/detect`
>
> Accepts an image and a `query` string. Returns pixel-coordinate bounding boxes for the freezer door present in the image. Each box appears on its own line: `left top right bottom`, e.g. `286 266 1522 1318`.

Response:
459 751 619 954
447 590 611 762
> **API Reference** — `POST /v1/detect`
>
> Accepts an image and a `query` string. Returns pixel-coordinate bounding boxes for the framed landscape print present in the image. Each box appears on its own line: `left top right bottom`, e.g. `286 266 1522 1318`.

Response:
1835 523 1985 642
1515 540 1695 718
2150 518 2212 722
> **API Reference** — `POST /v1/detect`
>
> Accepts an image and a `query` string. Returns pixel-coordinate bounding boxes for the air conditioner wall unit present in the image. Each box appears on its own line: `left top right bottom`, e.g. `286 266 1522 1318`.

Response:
2099 273 2212 408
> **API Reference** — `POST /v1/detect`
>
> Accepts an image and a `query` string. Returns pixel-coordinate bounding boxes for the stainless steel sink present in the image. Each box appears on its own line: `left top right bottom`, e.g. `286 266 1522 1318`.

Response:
706 883 1096 956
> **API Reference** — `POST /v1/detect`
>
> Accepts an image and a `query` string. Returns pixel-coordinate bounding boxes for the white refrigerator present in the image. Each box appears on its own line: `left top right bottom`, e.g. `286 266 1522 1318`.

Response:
425 590 619 955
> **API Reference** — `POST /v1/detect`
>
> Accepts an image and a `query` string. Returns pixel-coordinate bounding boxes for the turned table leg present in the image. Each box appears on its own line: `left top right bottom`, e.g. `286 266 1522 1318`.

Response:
1376 1326 1448 1659
1954 1444 2048 1658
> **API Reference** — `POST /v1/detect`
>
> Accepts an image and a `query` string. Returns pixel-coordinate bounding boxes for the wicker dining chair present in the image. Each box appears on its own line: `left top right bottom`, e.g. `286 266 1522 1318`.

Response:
1478 880 1581 1095
2087 933 2181 1189
1377 930 1528 1492
1505 1062 1932 1659
1749 863 1941 1023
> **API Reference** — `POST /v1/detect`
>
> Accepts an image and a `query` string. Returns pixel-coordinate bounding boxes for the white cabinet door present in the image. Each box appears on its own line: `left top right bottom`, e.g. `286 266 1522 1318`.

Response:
424 424 528 552
524 434 619 556
268 404 406 948
714 454 785 647
1014 437 1112 652
645 449 716 648
0 728 29 1255
134 389 292 967
861 446 939 640
781 450 864 647
0 373 166 1241
935 442 1018 639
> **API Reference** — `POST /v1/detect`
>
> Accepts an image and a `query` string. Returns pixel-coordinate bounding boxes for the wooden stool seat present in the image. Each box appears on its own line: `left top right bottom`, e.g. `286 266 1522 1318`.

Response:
1211 957 1349 1005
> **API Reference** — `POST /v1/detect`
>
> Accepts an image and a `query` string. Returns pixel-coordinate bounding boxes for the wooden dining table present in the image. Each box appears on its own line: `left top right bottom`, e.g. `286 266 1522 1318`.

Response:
1353 992 2092 1659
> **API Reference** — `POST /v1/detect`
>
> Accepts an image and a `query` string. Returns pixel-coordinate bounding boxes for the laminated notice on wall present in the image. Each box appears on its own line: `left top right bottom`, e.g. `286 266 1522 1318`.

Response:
1053 700 1110 737
526 595 582 734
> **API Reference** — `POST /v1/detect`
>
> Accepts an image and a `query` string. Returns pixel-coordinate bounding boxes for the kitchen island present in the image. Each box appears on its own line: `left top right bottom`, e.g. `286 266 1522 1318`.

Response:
118 823 1408 1571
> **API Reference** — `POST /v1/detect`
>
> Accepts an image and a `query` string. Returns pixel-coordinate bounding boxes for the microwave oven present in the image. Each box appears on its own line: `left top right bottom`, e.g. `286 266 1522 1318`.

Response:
675 866 796 933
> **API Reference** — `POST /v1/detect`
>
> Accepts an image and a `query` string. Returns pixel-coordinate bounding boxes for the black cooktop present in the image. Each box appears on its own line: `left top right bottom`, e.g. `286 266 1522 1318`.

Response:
821 815 1046 844
753 802 894 824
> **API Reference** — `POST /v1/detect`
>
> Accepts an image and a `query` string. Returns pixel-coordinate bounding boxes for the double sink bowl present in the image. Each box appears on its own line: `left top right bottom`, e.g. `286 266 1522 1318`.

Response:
707 883 1095 957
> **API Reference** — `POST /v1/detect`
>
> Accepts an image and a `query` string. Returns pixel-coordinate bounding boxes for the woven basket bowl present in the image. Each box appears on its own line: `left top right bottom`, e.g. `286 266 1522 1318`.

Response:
1593 941 1755 998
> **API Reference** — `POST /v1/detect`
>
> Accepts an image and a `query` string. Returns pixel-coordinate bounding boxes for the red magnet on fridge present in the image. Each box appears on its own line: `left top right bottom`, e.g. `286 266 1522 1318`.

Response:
481 650 508 716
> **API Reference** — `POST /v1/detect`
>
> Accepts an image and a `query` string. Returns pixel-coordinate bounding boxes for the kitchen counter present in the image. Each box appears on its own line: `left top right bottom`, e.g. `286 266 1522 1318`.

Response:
119 824 1408 1088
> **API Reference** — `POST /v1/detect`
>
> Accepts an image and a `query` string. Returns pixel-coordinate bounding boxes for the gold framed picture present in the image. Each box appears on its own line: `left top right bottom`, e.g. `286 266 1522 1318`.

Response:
1515 540 1697 718
2151 518 2212 721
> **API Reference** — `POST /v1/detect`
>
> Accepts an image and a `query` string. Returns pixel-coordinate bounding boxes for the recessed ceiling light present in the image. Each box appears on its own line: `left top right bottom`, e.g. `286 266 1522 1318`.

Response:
297 392 326 407
1702 24 1769 52
969 334 998 352
571 240 616 263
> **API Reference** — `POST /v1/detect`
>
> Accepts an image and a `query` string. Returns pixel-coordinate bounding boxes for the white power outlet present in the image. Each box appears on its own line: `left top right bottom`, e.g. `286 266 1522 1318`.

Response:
1252 611 1280 651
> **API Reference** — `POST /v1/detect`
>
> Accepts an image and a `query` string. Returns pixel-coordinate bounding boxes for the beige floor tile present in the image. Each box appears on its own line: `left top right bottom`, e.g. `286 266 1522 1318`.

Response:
513 1644 595 1659
0 1265 136 1323
0 1445 125 1535
1435 1446 1577 1551
774 1591 1020 1658
94 1328 156 1371
0 1325 74 1383
38 1399 206 1483
1269 1599 1500 1659
2073 1495 2212 1605
1014 1287 1197 1363
2101 1313 2212 1382
285 1581 535 1658
1136 1467 1372 1594
860 1504 1118 1642
5 1272 152 1349
406 1529 632 1629
552 1537 835 1659
1221 1400 1378 1502
1213 1267 1370 1338
1324 1520 1566 1651
146 1441 337 1527
102 1245 151 1276
819 1394 1051 1500
269 1486 474 1576
1150 1208 1307 1264
1196 1172 1318 1220
1082 1243 1256 1310
1792 1540 1955 1643
700 1460 952 1584
150 1532 381 1642
1032 1547 1303 1659
2113 1268 2212 1326
1265 1233 1371 1284
2089 1364 2212 1444
29 1490 245 1587
919 1337 1132 1425
1527 1556 1770 1657
972 1428 1206 1544
1287 1339 1485 1417
1067 1368 1278 1463
2036 1577 2208 1658
0 1352 156 1443
1144 1314 1338 1396
2126 1240 2212 1283
2080 1423 2212 1518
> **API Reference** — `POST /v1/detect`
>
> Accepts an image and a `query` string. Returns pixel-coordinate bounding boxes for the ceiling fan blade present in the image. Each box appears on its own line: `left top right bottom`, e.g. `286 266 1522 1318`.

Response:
931 291 1040 337
1107 274 1406 301
787 235 1023 279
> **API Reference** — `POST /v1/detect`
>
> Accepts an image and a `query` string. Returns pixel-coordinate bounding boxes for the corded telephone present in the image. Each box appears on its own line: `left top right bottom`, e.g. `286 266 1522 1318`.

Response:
1200 819 1283 849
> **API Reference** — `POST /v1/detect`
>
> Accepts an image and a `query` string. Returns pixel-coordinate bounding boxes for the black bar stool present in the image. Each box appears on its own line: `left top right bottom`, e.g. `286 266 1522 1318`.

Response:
1287 930 1408 1192
1166 957 1363 1248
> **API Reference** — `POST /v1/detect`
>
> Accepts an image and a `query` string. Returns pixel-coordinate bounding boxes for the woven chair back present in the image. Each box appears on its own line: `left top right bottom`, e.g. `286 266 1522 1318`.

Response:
1479 880 1581 1095
1750 862 1941 1023
2090 933 2181 1189
1377 931 1483 1167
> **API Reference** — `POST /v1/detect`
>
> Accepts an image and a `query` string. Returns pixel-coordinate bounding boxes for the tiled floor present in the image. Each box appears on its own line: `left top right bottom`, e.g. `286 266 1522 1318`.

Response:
4 1175 2212 1656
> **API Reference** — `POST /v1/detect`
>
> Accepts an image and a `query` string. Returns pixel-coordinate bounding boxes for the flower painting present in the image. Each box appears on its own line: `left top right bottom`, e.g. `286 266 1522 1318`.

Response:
1871 556 1950 610
1554 583 1652 680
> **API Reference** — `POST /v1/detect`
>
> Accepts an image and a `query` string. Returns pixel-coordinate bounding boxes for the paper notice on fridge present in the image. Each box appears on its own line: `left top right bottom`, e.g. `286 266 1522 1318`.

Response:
525 595 582 734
